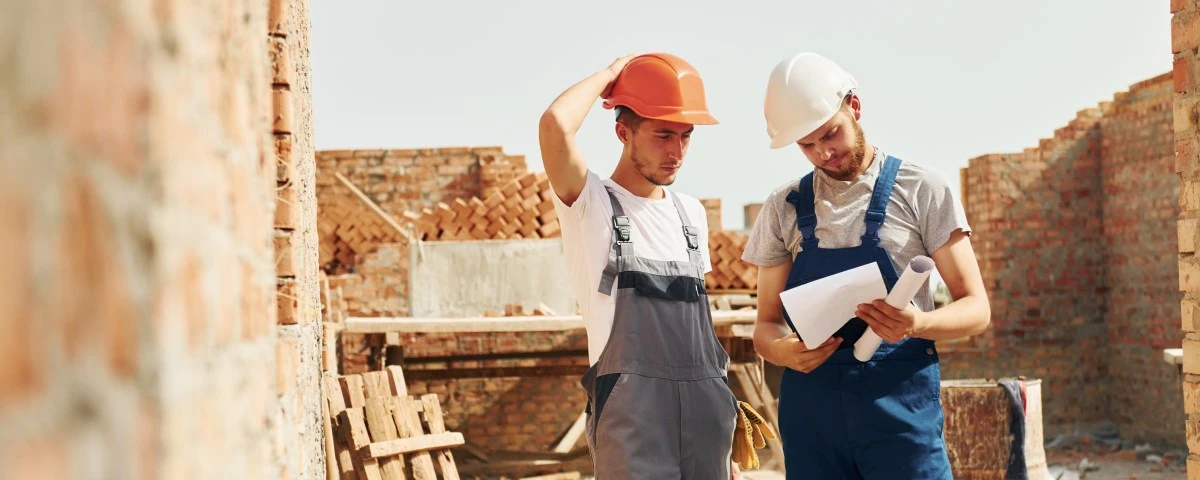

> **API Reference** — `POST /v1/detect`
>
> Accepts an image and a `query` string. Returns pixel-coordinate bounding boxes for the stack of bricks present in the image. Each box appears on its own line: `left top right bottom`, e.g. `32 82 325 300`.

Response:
700 198 722 232
950 71 1182 447
400 171 560 241
1173 0 1200 472
315 175 411 272
707 230 757 290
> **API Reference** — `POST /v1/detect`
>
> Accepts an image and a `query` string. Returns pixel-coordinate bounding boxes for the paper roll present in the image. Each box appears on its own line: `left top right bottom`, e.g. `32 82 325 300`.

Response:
852 256 936 362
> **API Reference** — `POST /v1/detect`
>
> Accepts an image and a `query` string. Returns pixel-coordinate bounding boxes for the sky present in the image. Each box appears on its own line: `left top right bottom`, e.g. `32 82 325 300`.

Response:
310 1 1172 231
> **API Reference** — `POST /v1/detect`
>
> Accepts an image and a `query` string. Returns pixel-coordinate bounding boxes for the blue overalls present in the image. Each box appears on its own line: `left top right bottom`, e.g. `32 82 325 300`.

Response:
777 156 952 479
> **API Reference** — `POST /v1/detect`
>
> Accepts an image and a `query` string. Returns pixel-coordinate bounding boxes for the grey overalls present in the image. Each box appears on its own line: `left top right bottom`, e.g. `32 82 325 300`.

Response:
581 186 738 479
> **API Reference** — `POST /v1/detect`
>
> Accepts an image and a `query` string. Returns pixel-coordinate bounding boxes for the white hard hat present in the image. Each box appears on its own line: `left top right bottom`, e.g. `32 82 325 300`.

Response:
764 53 858 149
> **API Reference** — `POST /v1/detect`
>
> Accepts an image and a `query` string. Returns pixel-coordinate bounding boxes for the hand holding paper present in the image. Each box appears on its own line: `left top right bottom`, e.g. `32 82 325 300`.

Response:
852 256 936 361
778 263 888 351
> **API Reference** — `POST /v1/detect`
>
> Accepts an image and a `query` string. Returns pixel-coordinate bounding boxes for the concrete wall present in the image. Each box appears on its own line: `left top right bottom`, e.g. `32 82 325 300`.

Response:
409 239 576 317
952 72 1181 446
0 0 324 478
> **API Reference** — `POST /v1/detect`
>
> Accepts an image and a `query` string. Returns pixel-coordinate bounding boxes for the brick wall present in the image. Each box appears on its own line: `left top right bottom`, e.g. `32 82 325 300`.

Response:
316 147 527 218
1173 0 1200 475
952 73 1181 446
1100 76 1183 446
272 0 327 477
0 0 322 478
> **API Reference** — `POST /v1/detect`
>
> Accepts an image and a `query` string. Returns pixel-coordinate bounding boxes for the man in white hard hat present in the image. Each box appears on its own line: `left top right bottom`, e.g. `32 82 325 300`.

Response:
741 52 992 479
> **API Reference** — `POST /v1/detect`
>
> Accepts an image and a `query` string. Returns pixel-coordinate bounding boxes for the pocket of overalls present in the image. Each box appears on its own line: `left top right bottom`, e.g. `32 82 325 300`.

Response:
622 270 703 302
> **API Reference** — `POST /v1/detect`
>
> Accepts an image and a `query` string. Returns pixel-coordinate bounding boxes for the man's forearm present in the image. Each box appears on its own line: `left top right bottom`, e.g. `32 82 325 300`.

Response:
915 294 991 341
753 319 792 367
542 67 619 136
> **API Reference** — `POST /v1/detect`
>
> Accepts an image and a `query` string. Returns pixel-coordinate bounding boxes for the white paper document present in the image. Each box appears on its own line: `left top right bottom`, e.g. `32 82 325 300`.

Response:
779 262 888 350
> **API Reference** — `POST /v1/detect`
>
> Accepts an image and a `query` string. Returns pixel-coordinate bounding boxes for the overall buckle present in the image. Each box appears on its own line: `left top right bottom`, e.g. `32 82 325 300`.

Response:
613 216 632 243
683 225 700 250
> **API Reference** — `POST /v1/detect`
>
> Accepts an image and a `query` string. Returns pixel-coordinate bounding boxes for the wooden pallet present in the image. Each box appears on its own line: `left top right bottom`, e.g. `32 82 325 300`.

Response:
324 366 464 480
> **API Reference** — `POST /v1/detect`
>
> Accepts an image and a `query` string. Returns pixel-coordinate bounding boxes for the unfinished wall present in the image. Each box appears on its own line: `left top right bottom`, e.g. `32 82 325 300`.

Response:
1173 0 1200 474
272 0 326 477
1100 76 1182 446
0 0 322 478
952 72 1180 446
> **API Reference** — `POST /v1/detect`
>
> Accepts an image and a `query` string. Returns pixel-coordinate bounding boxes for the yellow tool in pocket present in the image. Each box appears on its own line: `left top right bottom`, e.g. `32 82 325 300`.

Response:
731 400 777 470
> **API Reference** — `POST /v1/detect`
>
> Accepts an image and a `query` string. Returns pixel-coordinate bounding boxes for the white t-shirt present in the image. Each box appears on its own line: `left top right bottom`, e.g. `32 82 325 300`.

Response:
551 171 713 366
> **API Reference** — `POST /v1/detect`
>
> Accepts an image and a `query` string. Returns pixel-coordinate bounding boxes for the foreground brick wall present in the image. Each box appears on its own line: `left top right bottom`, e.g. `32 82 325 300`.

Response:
0 0 322 478
952 73 1180 446
1173 0 1200 474
272 0 326 477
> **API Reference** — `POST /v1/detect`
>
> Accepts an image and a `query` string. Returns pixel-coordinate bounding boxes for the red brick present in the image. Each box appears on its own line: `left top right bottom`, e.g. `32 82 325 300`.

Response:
274 231 297 277
1180 57 1192 93
268 0 288 36
1175 0 1189 14
272 88 293 134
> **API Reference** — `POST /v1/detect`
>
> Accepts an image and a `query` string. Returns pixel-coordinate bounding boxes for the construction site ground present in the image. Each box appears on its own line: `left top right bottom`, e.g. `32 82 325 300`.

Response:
1046 449 1187 479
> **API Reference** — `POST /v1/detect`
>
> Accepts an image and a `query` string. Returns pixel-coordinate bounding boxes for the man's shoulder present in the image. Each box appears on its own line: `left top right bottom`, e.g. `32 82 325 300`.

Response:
889 156 949 187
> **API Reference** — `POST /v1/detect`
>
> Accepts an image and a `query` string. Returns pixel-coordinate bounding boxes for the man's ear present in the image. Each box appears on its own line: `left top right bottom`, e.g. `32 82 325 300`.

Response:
848 94 862 121
615 122 630 143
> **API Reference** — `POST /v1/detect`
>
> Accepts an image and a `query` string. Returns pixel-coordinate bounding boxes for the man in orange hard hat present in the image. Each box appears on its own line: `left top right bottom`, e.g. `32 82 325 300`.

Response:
539 53 740 479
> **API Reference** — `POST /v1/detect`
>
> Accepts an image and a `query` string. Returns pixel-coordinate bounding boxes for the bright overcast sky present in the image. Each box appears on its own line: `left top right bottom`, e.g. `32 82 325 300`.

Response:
311 0 1172 231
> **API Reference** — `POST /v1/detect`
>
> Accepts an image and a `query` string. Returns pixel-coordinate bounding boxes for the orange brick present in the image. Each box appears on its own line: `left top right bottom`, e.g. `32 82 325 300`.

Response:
268 0 288 35
278 280 298 325
274 231 297 277
277 336 299 394
275 134 293 183
269 36 292 86
275 183 297 230
272 88 293 134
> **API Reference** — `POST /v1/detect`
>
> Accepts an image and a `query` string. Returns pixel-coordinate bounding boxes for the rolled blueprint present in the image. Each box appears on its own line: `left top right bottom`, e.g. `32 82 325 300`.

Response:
852 255 936 362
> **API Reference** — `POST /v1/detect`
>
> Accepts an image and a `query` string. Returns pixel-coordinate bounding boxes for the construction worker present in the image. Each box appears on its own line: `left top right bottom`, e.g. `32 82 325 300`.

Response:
741 52 992 479
538 53 740 479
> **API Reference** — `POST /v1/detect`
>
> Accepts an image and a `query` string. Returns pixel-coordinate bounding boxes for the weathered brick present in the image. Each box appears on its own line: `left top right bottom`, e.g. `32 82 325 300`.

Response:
1174 0 1189 14
272 87 293 134
1177 10 1200 54
277 336 299 395
274 231 297 277
275 182 297 230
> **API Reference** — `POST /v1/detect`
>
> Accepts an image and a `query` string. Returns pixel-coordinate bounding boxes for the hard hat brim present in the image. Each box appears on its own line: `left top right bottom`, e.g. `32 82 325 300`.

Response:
767 110 838 149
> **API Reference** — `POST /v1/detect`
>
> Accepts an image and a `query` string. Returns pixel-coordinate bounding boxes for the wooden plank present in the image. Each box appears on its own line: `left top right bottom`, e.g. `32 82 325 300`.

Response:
364 432 464 458
403 365 588 381
345 310 757 334
420 394 460 479
552 411 587 454
341 375 367 408
521 474 581 480
362 371 393 399
338 409 384 480
325 377 357 480
391 397 438 479
386 366 408 396
322 384 341 480
363 398 407 480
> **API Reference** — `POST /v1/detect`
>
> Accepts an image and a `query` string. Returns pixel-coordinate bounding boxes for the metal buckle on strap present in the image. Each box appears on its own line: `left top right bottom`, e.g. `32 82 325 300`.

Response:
613 216 632 243
682 225 700 250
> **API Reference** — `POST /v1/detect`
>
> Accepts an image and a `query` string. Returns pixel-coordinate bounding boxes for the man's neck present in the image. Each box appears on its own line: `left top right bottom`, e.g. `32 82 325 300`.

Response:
610 162 666 199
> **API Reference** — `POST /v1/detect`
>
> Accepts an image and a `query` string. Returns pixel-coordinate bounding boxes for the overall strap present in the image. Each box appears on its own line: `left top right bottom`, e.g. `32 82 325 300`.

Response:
784 172 818 248
863 156 903 244
597 186 633 296
667 191 704 269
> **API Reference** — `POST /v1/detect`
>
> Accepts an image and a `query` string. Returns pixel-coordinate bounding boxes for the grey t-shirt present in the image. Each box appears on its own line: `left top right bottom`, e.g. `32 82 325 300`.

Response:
741 148 971 312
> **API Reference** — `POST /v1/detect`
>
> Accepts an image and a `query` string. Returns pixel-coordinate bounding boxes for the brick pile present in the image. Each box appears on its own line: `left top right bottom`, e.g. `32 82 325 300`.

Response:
950 72 1180 446
400 171 560 241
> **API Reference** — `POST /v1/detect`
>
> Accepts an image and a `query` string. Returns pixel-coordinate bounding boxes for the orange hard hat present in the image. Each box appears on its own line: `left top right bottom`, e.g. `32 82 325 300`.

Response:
602 53 719 125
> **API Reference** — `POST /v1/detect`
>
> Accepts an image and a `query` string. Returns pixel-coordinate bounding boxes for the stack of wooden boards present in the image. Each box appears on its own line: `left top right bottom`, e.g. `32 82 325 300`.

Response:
323 367 464 480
